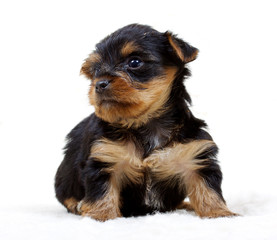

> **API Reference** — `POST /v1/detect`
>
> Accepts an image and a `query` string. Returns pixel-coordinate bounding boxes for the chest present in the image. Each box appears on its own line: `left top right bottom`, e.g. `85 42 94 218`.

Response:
89 137 210 212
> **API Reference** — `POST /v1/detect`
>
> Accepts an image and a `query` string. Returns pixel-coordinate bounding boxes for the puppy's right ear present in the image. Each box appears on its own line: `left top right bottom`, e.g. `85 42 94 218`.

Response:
80 52 100 80
165 32 198 64
80 60 92 79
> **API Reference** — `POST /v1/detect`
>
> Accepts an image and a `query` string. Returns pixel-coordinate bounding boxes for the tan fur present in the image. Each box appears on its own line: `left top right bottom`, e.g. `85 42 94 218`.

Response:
168 34 185 62
80 53 101 80
144 140 215 179
81 139 235 220
167 34 198 63
64 197 79 214
176 201 194 211
185 49 199 63
90 139 216 189
145 140 236 218
90 138 144 186
186 174 237 218
121 42 139 56
79 184 122 221
79 139 144 221
90 67 177 128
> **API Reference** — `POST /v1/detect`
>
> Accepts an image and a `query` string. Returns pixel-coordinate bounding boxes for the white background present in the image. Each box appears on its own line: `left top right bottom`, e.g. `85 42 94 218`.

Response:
0 0 277 239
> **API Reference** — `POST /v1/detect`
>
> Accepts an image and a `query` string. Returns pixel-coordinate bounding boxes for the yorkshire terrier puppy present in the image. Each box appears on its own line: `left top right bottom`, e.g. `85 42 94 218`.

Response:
55 24 237 221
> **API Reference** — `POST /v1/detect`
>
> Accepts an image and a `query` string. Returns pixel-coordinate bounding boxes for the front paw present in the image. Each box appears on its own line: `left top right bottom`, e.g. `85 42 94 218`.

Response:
198 209 240 218
77 200 122 221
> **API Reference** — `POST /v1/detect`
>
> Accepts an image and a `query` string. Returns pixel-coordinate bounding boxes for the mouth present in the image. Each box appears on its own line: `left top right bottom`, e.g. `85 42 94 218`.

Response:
99 99 119 105
97 94 123 106
96 90 131 106
98 97 133 110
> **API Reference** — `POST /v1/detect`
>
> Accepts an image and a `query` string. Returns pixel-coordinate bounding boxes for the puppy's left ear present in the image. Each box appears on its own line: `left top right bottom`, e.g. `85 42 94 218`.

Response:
165 32 198 63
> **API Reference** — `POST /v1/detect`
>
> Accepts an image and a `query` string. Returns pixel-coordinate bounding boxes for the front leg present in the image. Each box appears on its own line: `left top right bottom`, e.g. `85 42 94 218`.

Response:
78 159 122 221
146 140 237 218
186 174 237 218
185 143 238 218
79 138 144 221
79 184 122 221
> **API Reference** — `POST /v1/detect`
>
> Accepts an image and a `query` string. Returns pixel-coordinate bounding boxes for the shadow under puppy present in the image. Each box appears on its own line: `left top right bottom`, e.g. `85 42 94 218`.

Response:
55 24 237 221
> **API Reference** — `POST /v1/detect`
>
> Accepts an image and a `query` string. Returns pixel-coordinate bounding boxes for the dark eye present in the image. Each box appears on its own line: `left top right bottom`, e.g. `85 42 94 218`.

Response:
128 58 143 69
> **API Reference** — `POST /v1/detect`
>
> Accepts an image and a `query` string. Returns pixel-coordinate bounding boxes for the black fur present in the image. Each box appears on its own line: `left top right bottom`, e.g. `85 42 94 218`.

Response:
55 24 225 218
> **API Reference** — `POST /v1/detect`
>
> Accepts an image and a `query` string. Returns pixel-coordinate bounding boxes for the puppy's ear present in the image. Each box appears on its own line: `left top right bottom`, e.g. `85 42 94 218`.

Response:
80 52 100 80
165 32 198 63
80 60 92 79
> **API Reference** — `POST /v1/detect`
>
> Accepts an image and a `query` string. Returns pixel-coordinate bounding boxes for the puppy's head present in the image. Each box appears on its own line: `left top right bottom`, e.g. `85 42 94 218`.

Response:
81 24 198 128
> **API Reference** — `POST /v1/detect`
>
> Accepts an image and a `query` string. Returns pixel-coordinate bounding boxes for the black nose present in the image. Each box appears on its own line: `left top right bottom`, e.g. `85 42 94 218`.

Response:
95 80 110 93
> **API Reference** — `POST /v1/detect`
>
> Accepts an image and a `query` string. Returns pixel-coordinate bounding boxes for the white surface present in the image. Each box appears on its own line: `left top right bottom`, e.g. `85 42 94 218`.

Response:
1 193 277 240
1 0 277 239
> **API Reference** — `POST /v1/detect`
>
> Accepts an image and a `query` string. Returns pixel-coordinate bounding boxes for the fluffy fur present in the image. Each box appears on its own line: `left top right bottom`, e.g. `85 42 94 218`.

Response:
55 24 237 221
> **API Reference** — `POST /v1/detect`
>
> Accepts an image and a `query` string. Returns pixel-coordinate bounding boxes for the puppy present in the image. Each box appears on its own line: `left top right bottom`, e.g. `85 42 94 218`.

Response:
55 24 237 221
